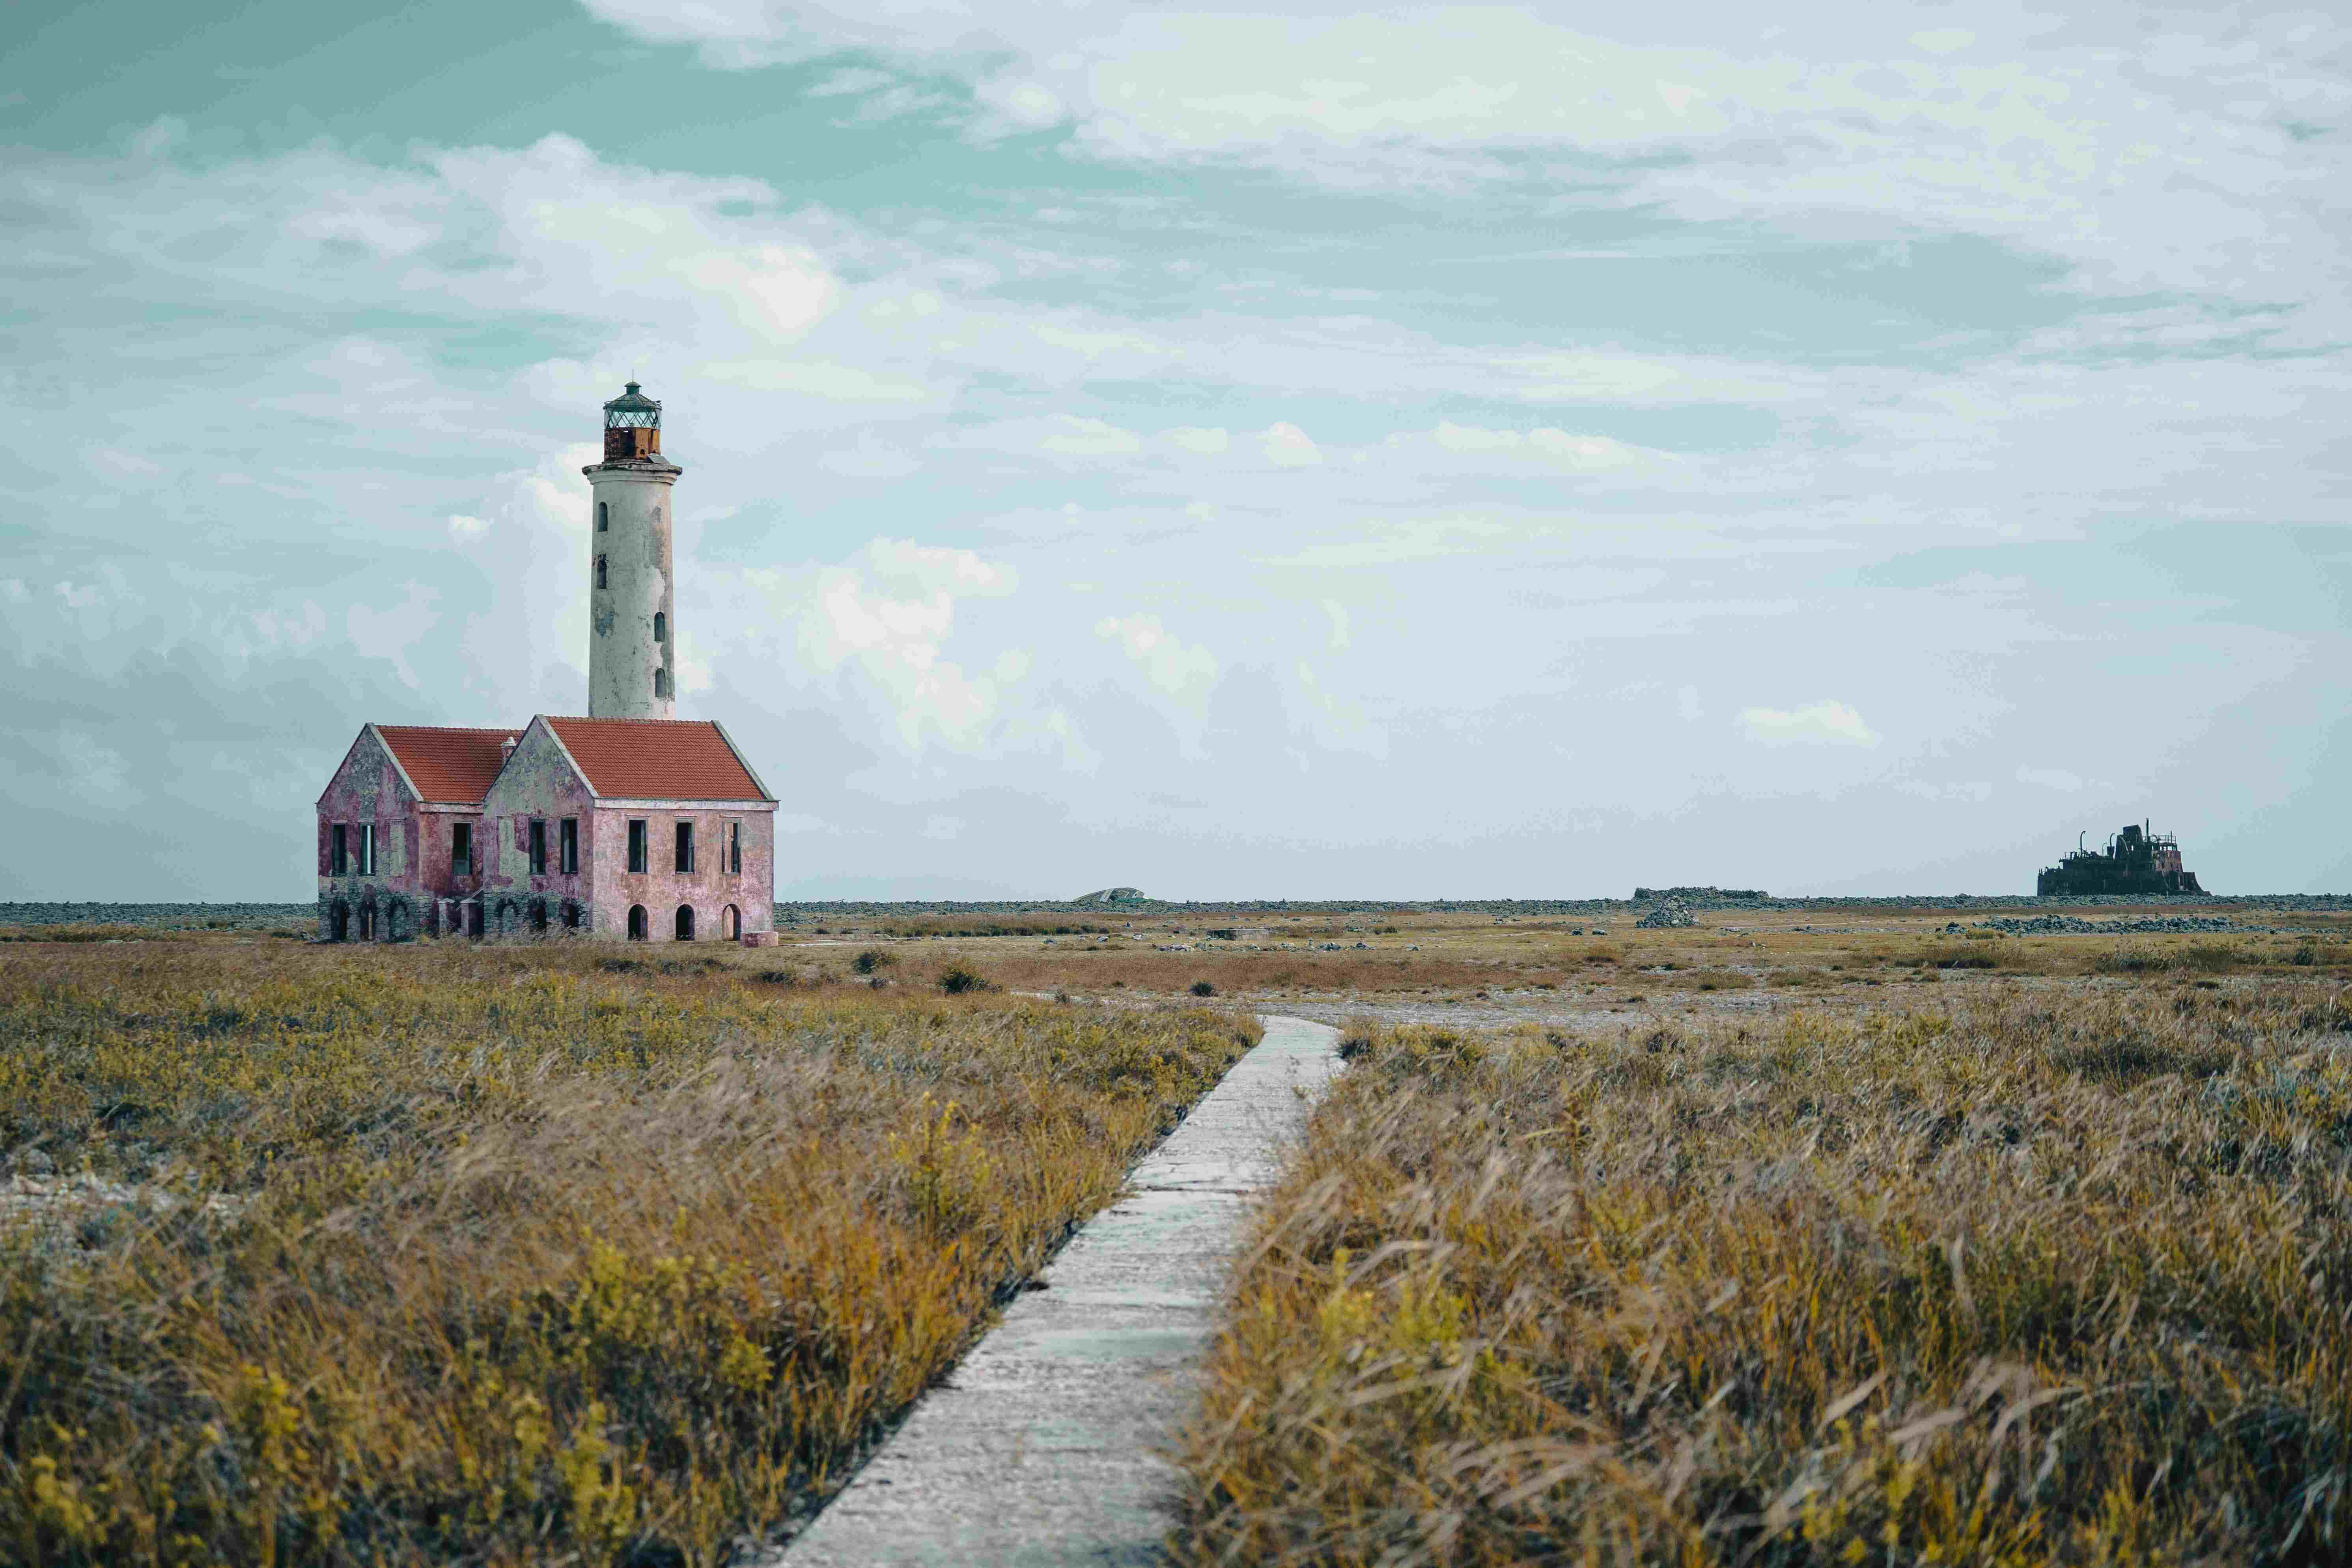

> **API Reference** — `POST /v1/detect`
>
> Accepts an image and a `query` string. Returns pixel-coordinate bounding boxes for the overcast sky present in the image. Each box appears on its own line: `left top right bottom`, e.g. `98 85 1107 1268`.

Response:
4 2 2348 901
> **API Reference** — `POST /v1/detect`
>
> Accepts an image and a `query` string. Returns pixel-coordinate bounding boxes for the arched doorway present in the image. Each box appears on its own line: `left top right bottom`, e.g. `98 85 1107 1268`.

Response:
675 905 695 941
357 901 376 941
386 900 408 942
627 905 648 941
331 902 349 942
722 904 740 940
560 900 581 931
466 901 484 938
531 898 549 934
495 900 518 936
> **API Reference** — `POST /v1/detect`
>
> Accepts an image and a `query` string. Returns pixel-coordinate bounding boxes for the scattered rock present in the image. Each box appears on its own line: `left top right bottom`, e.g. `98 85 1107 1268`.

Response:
1975 915 2270 936
1635 901 1698 929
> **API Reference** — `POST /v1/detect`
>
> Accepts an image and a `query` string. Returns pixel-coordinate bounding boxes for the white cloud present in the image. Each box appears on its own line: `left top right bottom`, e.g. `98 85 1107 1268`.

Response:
742 538 1023 750
1739 699 1880 747
1422 422 1655 469
1258 421 1322 467
1094 612 1219 705
1163 425 1230 454
446 513 490 540
701 357 933 401
586 2 2352 309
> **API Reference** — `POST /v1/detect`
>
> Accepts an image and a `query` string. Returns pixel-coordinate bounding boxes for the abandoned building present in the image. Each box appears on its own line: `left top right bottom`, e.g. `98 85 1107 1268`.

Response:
314 384 779 942
2036 822 2206 897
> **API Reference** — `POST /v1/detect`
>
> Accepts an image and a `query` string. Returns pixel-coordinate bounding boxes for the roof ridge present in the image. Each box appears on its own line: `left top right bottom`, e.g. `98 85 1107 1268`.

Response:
375 723 526 733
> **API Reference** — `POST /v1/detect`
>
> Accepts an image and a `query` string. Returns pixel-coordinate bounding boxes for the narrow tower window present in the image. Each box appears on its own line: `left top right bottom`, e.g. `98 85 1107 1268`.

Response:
330 823 348 876
596 502 608 532
627 819 647 874
653 668 668 699
653 612 665 644
529 819 547 875
559 817 578 875
729 821 741 874
594 555 607 590
675 821 694 874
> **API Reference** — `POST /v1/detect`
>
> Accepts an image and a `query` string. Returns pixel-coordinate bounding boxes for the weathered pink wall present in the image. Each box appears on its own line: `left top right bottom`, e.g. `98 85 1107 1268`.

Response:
586 802 773 941
314 727 425 940
317 720 776 943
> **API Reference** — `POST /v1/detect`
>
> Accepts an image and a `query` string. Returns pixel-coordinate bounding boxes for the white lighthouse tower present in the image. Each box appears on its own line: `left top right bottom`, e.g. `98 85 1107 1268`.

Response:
582 382 681 719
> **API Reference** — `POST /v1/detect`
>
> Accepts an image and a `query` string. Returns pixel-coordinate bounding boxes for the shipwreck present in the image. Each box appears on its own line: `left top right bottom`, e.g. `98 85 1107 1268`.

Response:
2036 822 2205 897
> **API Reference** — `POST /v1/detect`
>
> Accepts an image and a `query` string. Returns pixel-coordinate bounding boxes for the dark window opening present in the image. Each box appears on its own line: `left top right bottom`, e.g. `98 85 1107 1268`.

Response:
559 817 578 874
331 901 349 941
728 820 741 875
653 612 665 644
595 555 607 590
627 819 647 874
467 902 484 938
355 824 376 876
331 823 348 877
596 501 608 532
529 819 547 875
653 668 668 699
675 904 695 941
561 900 581 930
627 904 648 941
358 902 376 941
675 821 694 874
452 821 474 877
532 898 549 933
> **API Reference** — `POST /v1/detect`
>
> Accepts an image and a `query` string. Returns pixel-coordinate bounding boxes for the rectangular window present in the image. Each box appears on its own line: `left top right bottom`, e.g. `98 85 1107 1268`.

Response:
627 819 647 874
357 824 376 876
529 819 547 875
559 818 578 875
452 822 473 877
331 823 348 877
729 821 741 875
674 820 694 874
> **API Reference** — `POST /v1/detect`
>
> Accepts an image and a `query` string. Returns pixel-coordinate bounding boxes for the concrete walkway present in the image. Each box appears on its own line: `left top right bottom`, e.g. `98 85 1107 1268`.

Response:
777 1015 1340 1567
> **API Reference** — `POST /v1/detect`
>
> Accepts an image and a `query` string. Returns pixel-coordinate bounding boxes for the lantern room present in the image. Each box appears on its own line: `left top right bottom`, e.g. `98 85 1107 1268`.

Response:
603 381 662 461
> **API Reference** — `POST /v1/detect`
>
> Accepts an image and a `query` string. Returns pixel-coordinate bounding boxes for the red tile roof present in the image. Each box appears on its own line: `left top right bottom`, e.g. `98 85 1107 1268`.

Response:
375 725 524 804
544 717 769 801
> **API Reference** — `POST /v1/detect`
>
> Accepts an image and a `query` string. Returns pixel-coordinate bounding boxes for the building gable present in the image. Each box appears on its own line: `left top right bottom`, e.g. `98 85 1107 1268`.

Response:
317 725 420 812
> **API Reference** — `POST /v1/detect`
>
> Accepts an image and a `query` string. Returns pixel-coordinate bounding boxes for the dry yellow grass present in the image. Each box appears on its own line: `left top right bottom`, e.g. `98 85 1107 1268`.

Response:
0 938 1258 1565
1172 979 2352 1566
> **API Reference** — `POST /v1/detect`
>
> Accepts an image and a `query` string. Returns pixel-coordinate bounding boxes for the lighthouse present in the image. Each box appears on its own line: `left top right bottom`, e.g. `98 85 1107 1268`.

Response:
582 382 681 719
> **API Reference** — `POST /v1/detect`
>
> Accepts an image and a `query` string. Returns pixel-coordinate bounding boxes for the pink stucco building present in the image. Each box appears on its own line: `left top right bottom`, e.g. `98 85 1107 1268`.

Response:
315 717 776 942
312 384 780 943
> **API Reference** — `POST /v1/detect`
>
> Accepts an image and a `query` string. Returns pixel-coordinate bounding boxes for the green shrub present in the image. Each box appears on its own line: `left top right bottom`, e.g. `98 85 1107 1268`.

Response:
939 965 991 995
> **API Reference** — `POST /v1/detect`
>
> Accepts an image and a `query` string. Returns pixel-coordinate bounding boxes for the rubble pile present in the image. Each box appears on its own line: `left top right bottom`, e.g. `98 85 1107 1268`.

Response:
1635 901 1698 930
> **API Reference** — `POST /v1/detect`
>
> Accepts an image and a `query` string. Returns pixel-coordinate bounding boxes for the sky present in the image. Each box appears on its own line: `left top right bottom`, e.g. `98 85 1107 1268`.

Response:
3 1 2348 901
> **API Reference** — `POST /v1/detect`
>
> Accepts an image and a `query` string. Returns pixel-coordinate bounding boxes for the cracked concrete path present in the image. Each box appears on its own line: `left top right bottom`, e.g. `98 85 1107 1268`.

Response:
777 1014 1340 1568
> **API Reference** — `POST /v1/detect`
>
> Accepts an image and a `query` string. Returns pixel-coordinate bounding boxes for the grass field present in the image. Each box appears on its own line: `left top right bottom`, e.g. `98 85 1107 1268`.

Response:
1167 975 2352 1566
0 936 1257 1566
8 900 2349 1565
